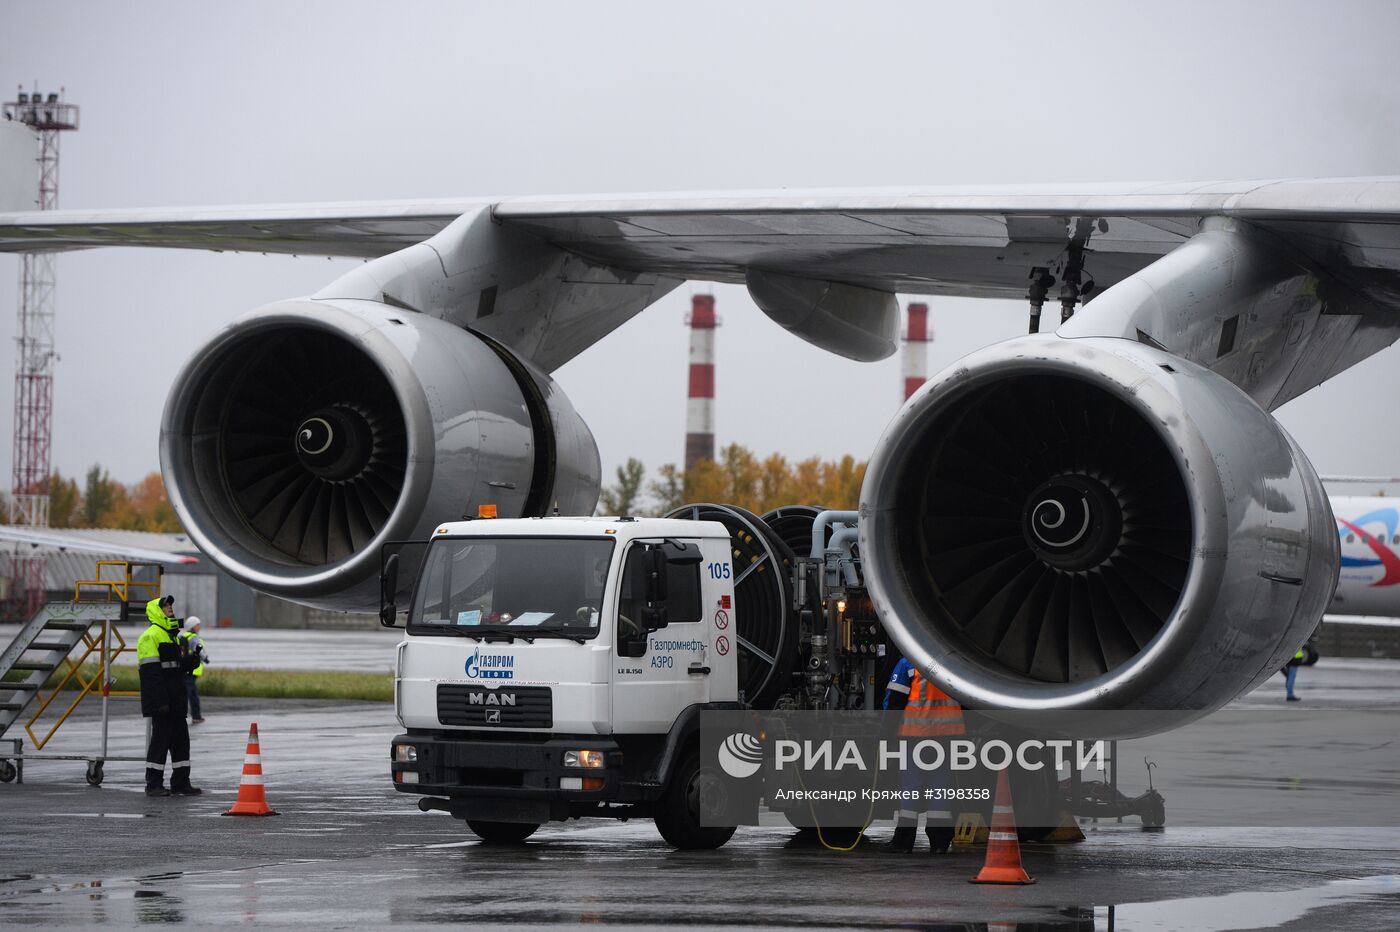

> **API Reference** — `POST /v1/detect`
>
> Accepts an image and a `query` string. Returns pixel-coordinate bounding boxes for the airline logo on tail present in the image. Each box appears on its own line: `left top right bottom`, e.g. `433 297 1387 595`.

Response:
1336 507 1400 587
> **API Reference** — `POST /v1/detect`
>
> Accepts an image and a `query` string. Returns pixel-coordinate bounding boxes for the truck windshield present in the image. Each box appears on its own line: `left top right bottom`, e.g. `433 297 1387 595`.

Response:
407 537 615 639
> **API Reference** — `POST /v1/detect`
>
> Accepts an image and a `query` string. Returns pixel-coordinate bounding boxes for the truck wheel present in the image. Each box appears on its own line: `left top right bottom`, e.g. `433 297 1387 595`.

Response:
466 820 539 844
655 753 737 850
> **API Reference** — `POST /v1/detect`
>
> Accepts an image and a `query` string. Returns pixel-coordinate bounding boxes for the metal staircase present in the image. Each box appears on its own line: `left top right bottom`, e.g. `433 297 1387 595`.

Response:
0 561 167 783
1 560 172 783
0 602 126 740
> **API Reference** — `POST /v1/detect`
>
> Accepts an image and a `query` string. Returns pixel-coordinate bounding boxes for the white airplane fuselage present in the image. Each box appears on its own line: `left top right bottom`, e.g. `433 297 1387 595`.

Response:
1329 496 1400 618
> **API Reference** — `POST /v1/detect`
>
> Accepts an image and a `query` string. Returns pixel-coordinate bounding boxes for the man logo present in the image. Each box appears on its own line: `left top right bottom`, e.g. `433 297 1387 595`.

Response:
717 732 763 779
468 691 516 706
485 709 501 724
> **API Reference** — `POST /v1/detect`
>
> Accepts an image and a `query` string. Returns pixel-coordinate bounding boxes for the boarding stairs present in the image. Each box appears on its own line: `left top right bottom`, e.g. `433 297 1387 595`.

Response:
0 561 164 784
0 603 123 737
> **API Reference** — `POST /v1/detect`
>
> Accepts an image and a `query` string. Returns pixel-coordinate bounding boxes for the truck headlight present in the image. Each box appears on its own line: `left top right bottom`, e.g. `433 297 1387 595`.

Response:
563 749 605 769
394 745 417 762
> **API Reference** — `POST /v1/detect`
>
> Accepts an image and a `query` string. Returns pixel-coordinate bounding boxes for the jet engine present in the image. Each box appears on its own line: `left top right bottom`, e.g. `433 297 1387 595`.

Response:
161 299 600 611
860 335 1336 727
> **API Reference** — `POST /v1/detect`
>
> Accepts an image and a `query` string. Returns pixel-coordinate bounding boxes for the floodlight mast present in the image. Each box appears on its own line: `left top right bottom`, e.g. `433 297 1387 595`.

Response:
3 86 79 617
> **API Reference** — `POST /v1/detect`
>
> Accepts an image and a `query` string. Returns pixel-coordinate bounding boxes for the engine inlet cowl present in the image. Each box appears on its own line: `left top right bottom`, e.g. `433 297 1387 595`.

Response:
859 335 1336 728
161 298 600 612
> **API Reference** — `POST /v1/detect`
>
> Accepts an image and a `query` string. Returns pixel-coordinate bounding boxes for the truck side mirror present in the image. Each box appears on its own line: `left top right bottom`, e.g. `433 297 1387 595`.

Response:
380 553 400 628
643 546 669 631
663 539 703 565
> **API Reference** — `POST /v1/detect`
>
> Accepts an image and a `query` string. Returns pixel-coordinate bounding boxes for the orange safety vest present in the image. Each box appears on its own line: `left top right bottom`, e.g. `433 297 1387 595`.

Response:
897 669 966 738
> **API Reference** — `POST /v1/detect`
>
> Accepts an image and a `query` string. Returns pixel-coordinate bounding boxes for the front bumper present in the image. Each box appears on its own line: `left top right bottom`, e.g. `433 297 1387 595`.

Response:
391 732 634 815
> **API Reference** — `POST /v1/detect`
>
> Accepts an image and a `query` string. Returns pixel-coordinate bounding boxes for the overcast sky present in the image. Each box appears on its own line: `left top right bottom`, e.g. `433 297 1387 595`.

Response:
3 0 1400 502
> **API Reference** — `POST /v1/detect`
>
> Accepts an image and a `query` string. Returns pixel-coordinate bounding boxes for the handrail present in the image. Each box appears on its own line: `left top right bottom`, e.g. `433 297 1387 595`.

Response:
24 619 134 750
72 560 163 604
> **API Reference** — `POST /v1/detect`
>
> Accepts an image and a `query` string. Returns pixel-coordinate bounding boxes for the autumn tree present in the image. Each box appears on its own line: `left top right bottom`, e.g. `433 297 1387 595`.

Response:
48 472 83 528
127 473 182 532
647 464 685 516
91 472 181 532
811 455 866 510
598 458 647 516
23 465 188 533
83 465 116 527
614 445 867 517
681 457 727 508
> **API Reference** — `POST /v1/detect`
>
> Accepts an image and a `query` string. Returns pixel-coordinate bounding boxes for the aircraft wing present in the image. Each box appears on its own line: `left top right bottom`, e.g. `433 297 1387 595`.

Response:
0 526 199 565
2 179 1399 305
0 199 482 259
21 177 1388 726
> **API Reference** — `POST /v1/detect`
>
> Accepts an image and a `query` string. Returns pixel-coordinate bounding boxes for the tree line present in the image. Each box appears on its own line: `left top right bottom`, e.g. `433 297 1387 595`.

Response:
1 446 865 531
597 444 867 517
2 466 183 532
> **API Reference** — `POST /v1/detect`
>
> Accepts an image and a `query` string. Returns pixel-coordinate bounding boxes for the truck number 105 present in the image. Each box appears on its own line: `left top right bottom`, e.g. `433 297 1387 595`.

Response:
707 562 731 580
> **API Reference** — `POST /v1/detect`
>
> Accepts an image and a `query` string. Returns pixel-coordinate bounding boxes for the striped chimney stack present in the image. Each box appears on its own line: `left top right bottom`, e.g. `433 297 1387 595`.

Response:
684 294 719 470
903 302 932 402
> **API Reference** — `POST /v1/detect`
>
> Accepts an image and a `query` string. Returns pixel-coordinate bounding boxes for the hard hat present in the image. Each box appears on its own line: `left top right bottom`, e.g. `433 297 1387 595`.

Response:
186 616 202 630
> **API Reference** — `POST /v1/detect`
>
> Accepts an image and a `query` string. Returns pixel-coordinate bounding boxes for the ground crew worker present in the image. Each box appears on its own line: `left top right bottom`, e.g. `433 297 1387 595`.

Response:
178 617 209 724
1282 646 1305 701
137 595 201 797
883 656 964 852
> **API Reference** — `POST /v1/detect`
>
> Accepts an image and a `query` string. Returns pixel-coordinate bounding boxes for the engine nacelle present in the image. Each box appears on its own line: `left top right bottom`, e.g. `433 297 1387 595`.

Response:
161 299 600 611
860 335 1336 729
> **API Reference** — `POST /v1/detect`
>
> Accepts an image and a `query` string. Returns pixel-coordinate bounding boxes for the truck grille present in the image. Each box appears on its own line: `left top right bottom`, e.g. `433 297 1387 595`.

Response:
437 684 553 728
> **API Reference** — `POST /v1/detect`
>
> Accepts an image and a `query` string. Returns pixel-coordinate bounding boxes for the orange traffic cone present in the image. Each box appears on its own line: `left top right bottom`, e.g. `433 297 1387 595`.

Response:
223 722 279 817
970 768 1034 885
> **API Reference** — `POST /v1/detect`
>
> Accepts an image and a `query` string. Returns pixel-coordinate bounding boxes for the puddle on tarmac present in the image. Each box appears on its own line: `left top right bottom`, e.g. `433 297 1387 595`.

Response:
377 873 1400 929
386 900 1103 928
1117 874 1399 930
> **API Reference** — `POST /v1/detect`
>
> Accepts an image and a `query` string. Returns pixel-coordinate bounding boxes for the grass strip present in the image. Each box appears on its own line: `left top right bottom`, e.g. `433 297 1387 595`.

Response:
15 665 393 702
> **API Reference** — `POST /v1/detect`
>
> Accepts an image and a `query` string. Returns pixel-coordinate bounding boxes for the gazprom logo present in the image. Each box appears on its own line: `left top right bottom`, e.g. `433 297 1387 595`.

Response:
465 647 515 680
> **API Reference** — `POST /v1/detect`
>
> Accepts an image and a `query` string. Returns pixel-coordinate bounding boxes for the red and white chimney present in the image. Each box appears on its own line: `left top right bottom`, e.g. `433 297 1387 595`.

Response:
903 302 932 402
685 294 718 470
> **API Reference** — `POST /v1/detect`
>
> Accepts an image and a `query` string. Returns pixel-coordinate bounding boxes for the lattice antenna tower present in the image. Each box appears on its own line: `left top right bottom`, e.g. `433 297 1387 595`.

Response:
3 85 78 616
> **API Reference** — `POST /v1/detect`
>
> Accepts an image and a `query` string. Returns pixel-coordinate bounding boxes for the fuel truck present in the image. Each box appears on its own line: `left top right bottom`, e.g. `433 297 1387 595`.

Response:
382 467 1298 848
385 504 858 849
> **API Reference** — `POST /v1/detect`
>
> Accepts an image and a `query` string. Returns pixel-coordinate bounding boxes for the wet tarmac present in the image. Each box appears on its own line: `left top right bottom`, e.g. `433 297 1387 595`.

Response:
1 661 1399 928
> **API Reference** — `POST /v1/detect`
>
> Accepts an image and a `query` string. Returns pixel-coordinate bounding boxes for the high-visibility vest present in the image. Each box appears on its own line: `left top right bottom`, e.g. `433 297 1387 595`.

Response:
137 599 186 717
136 599 181 672
897 670 966 738
179 630 205 677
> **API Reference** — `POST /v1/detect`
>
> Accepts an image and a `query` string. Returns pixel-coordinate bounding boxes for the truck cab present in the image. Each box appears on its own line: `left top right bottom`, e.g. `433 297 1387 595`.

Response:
389 516 742 848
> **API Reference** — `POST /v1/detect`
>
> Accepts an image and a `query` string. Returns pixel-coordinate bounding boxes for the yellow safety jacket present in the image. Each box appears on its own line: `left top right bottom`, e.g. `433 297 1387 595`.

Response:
179 630 206 677
137 599 187 717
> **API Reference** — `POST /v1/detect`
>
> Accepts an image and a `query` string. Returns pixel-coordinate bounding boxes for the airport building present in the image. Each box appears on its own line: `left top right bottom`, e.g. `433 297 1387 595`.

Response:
0 530 374 628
